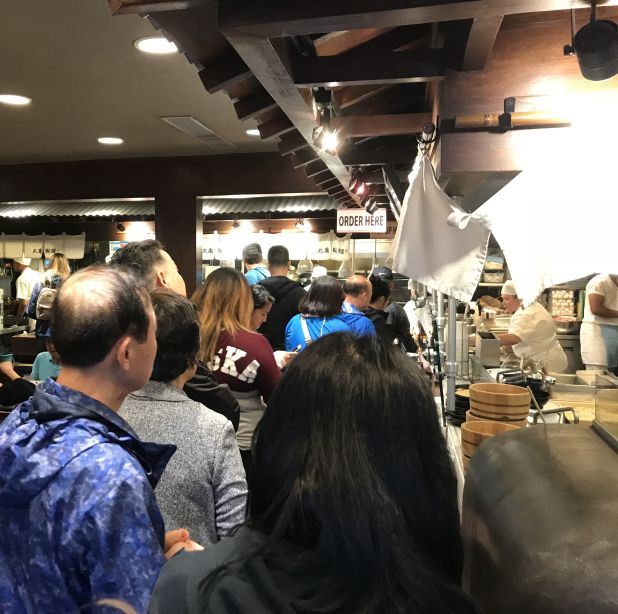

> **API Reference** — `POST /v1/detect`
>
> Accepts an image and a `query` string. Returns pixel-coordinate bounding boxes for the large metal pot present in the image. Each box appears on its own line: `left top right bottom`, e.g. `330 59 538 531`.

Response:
553 318 581 335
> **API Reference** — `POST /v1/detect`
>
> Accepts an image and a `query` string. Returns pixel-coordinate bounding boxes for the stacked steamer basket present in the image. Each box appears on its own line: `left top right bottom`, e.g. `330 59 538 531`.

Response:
460 421 520 473
461 383 530 472
467 383 530 427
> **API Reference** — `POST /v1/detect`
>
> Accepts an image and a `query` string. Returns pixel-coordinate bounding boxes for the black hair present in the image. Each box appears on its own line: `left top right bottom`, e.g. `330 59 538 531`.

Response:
298 275 344 317
252 284 275 309
200 334 473 613
369 276 391 303
343 276 370 297
267 245 290 267
51 265 151 368
242 243 263 264
110 240 164 286
150 289 200 382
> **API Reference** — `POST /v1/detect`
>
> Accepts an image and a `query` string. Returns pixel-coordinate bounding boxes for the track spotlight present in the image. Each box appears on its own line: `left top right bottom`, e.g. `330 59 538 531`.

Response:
311 89 339 154
564 3 618 81
295 218 310 231
116 222 126 232
365 198 379 215
232 219 240 229
349 169 368 197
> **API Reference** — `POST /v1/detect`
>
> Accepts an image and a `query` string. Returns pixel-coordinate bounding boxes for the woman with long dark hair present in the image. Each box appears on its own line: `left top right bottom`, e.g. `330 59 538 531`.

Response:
284 275 375 351
150 333 475 614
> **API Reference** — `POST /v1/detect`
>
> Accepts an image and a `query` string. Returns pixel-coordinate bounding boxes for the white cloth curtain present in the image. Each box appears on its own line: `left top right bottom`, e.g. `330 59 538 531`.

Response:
475 159 618 306
391 155 490 302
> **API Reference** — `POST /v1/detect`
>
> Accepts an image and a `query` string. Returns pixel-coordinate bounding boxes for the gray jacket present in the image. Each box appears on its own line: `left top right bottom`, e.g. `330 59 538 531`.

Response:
120 381 247 546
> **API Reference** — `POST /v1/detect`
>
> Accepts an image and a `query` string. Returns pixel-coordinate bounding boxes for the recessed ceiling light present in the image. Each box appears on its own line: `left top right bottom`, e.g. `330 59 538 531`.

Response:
134 36 178 55
245 128 260 136
97 137 124 145
0 94 31 106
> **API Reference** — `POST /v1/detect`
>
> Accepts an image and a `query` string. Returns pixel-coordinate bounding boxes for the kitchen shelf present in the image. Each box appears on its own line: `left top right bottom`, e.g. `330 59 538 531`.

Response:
478 282 505 287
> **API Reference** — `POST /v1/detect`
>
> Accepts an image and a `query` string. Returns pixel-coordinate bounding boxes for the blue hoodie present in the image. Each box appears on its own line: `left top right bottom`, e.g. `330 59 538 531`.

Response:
0 379 176 613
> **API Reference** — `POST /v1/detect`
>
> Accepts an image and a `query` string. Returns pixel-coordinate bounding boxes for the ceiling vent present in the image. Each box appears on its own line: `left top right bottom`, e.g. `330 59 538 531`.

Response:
160 116 236 149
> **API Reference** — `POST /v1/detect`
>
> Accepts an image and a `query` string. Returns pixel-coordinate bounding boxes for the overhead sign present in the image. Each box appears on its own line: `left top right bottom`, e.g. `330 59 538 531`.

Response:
371 222 398 239
336 208 387 234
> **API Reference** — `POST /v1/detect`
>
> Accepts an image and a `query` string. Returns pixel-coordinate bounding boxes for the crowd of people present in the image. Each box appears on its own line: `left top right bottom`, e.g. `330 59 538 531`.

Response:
0 239 474 613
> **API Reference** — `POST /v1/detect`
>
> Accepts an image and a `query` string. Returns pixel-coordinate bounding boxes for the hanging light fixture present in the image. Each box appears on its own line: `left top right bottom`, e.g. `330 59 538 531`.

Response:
311 88 339 154
365 198 379 215
564 2 618 81
349 168 368 197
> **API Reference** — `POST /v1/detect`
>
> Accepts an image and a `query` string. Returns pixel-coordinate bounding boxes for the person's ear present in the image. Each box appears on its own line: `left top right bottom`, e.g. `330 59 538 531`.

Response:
154 270 166 289
114 336 133 373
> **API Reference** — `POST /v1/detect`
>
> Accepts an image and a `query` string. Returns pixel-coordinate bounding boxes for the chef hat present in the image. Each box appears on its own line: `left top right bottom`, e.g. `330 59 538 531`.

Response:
501 280 518 296
311 265 328 280
13 257 32 266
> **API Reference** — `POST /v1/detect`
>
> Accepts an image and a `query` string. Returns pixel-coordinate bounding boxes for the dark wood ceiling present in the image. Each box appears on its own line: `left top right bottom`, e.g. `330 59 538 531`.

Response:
108 0 618 206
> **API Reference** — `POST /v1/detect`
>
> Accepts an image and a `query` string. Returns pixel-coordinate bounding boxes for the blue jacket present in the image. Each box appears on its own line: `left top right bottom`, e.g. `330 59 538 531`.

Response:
0 379 176 613
245 267 270 285
285 313 376 351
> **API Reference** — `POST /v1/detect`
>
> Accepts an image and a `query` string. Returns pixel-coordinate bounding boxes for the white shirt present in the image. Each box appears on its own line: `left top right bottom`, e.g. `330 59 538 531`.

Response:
583 274 618 326
509 302 567 372
16 266 42 330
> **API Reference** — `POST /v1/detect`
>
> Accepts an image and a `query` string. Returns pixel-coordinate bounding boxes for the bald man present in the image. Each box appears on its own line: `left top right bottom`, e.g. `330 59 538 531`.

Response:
342 274 376 337
0 265 197 612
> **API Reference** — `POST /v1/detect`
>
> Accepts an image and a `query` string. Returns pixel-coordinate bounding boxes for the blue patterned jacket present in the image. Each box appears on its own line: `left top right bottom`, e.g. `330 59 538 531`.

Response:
0 379 176 613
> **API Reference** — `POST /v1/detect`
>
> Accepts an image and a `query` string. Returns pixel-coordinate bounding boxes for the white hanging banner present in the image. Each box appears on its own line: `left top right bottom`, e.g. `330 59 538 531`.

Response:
310 232 333 261
42 234 64 258
23 235 44 259
331 233 351 262
202 233 218 260
391 155 489 303
63 234 86 259
3 235 25 259
337 209 387 233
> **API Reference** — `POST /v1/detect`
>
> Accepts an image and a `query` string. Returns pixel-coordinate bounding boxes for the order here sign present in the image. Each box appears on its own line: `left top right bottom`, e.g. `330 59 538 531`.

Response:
336 208 387 233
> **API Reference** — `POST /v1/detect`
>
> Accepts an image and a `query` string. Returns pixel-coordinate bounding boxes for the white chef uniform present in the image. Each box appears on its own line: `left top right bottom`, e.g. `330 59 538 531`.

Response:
15 262 42 331
580 274 618 369
509 302 568 373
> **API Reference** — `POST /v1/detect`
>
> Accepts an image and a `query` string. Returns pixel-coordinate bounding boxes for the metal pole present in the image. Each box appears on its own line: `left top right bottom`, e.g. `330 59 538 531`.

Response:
446 296 458 418
436 291 447 426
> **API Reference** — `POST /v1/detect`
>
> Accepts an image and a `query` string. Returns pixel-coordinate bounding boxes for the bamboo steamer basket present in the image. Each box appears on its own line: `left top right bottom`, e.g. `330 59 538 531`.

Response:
461 420 520 463
466 409 528 428
462 454 471 473
469 383 530 421
469 383 531 406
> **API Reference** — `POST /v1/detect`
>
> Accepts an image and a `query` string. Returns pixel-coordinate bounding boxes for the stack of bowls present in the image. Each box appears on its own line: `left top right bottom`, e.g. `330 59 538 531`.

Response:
446 389 471 426
461 420 520 473
467 383 530 428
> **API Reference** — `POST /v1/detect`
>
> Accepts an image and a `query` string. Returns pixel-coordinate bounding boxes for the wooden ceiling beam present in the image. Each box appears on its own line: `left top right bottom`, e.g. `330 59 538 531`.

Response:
221 30 356 200
258 114 295 139
462 16 504 71
234 88 277 121
341 146 416 166
313 28 394 56
311 169 335 183
277 131 310 155
327 187 348 197
332 113 433 138
220 0 618 35
292 50 445 87
108 0 211 15
198 53 252 94
289 148 321 168
304 160 329 177
317 177 340 188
